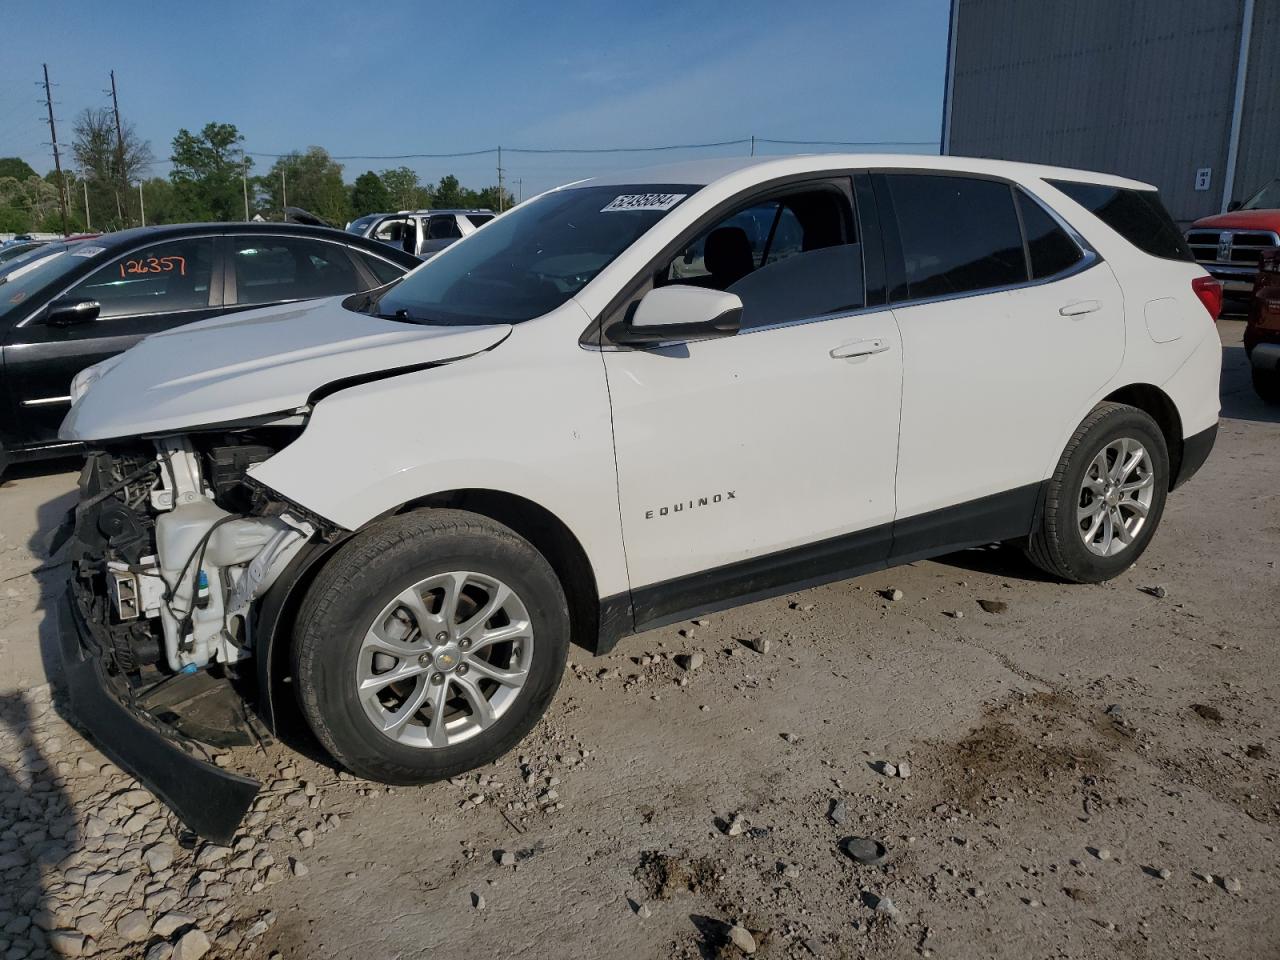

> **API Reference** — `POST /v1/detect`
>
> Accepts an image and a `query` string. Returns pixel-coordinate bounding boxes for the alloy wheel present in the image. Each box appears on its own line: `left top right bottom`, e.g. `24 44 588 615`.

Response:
356 571 533 748
1077 437 1155 557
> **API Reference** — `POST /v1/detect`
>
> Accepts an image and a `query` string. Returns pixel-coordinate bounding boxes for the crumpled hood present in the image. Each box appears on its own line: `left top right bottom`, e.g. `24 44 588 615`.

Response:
60 296 511 441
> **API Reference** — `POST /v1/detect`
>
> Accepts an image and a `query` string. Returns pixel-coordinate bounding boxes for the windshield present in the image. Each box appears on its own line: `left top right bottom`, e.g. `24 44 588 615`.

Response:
367 183 697 325
1242 179 1280 211
0 243 100 322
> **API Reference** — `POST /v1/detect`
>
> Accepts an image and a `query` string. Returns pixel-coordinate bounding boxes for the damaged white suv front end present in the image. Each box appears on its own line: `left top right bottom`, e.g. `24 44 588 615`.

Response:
55 294 513 840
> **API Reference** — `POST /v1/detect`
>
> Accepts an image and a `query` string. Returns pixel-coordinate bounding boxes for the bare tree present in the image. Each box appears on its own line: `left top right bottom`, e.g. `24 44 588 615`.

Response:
72 107 153 228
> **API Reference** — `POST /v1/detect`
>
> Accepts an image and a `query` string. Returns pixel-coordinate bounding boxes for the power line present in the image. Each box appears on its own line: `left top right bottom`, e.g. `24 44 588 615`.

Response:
239 136 937 163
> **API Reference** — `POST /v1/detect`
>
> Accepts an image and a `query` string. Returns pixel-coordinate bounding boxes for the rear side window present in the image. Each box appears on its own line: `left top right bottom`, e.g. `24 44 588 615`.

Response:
231 237 362 306
466 214 494 228
886 174 1026 299
428 216 463 240
1016 190 1084 279
1047 180 1192 262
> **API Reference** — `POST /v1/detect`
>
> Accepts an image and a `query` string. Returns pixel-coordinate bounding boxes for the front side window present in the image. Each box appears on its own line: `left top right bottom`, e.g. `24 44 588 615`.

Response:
373 217 414 247
369 183 697 325
1016 189 1084 279
231 237 362 306
1047 180 1191 262
886 174 1026 300
663 185 862 329
75 238 215 319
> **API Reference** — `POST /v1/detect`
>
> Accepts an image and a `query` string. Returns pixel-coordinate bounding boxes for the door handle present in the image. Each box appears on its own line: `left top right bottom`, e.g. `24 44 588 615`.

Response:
1059 299 1101 317
830 338 890 360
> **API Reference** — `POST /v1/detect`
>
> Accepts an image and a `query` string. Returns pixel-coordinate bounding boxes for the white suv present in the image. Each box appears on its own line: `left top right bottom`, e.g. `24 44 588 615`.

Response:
58 155 1221 840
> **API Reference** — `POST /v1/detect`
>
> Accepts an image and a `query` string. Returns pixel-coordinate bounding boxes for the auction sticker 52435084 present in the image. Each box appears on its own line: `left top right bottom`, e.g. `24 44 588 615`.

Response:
601 193 687 213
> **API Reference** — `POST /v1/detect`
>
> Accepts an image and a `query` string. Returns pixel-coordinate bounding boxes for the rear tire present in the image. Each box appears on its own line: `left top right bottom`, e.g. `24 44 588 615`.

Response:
1025 402 1169 583
292 509 570 784
1251 367 1280 405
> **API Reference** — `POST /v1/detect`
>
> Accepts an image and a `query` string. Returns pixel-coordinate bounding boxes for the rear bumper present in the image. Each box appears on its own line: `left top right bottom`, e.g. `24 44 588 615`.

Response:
1250 343 1280 372
57 589 259 843
1172 422 1218 490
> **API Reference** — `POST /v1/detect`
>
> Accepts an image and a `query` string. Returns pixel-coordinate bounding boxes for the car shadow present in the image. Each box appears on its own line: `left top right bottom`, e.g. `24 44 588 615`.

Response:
1220 344 1280 425
0 693 81 956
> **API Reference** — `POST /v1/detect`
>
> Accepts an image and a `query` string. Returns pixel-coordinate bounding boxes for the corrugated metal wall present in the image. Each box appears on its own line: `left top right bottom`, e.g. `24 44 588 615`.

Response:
947 0 1253 223
1235 2 1280 204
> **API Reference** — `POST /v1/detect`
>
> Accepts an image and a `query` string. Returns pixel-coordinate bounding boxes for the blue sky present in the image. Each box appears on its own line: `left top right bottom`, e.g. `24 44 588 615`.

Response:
0 0 950 196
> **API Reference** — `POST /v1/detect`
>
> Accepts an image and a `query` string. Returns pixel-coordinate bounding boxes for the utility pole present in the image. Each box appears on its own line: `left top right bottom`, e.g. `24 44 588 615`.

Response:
515 178 523 203
280 171 287 214
496 146 504 213
750 135 755 156
138 181 145 226
83 179 91 230
242 158 250 220
109 70 129 225
41 63 70 237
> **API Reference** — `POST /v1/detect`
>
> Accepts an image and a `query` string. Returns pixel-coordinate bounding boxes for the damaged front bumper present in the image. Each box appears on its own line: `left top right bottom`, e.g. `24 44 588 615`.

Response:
58 578 260 844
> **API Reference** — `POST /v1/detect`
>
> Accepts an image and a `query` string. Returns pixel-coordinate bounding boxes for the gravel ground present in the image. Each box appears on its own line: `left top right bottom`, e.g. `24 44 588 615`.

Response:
0 319 1275 960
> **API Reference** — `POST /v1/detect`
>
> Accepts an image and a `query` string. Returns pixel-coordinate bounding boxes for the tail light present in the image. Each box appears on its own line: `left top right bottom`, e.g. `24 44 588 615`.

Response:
1192 276 1222 320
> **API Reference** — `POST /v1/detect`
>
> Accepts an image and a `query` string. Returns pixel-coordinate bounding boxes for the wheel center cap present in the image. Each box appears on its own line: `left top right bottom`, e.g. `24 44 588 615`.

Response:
432 646 462 671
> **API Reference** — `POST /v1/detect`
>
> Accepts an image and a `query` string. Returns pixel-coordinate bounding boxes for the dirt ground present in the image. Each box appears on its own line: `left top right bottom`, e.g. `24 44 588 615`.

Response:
0 319 1275 960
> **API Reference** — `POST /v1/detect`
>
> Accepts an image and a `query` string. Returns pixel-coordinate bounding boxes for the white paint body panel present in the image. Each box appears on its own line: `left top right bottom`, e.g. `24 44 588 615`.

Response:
603 308 901 587
893 264 1125 518
60 297 510 441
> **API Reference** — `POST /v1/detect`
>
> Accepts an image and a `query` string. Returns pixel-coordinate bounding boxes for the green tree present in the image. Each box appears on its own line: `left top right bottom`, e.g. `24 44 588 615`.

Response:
140 177 178 225
0 157 38 181
261 147 350 225
71 107 153 229
170 122 250 222
379 166 430 210
432 174 464 208
350 170 391 217
0 174 79 233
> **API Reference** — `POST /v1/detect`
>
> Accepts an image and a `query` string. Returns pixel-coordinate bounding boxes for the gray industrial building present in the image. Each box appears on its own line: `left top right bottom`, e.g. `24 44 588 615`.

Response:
941 0 1279 224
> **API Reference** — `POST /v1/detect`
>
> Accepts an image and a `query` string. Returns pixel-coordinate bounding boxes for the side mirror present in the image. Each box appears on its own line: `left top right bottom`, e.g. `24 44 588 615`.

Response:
1228 200 1242 212
45 297 101 326
609 285 742 347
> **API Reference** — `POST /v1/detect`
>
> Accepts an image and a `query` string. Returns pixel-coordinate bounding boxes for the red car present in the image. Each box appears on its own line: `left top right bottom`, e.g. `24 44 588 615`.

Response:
1185 179 1280 312
1246 247 1280 404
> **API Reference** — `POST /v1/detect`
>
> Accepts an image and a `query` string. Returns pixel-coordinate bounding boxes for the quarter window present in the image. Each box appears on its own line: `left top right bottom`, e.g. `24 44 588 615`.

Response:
230 238 362 306
351 250 408 286
1016 190 1084 279
663 186 863 329
1047 180 1192 262
75 238 215 319
886 174 1026 300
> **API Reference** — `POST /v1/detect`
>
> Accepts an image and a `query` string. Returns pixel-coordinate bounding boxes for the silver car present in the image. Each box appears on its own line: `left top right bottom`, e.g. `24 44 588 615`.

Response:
346 209 495 259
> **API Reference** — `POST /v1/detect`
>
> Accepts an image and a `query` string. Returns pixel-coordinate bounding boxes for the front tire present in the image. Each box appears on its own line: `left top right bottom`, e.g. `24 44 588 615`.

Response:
1025 402 1169 583
292 509 570 784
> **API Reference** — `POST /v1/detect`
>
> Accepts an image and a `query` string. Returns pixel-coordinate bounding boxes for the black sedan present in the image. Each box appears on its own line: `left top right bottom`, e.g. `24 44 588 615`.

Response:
0 222 419 473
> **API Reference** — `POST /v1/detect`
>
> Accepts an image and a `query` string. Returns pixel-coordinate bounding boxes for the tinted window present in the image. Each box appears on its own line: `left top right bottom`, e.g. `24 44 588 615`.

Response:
76 238 215 319
231 238 361 306
1047 180 1192 262
371 184 695 325
352 250 407 285
466 214 494 228
664 186 862 329
427 216 463 240
886 174 1026 300
1016 190 1083 279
